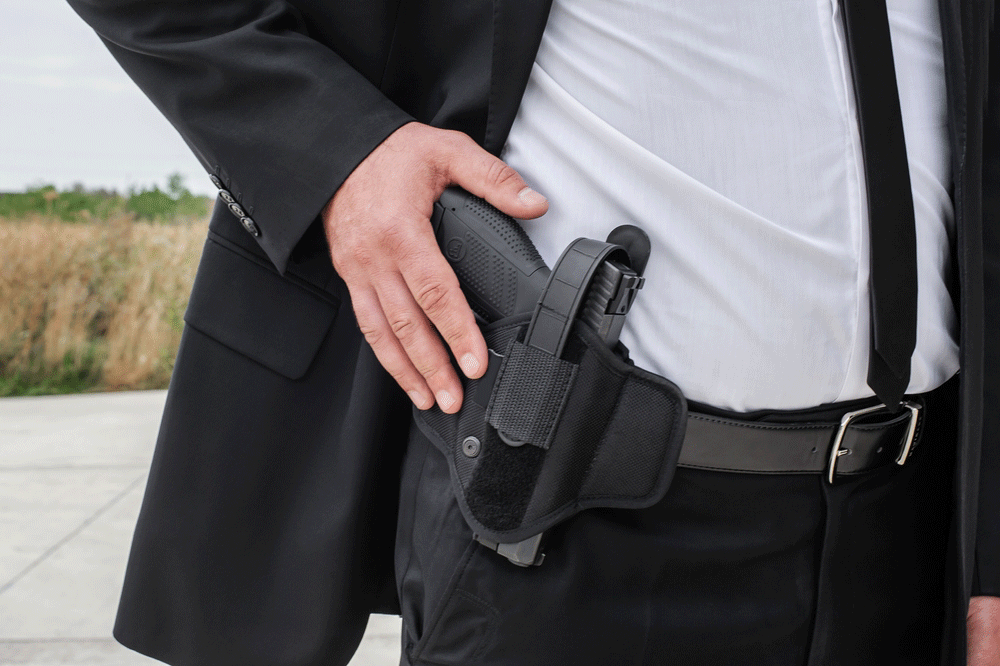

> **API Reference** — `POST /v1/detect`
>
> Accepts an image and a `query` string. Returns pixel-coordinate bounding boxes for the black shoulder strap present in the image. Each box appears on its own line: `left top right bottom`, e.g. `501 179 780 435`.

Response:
841 0 918 407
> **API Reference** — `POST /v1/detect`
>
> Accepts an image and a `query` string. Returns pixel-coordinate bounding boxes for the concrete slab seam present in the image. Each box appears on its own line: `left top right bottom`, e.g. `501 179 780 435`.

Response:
0 474 145 596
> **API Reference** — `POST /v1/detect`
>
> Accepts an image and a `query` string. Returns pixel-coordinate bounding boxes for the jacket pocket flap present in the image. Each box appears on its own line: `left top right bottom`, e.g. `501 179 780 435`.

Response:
184 237 339 380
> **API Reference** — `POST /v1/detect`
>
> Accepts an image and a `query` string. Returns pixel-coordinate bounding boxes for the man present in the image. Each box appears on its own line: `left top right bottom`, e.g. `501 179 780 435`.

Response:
66 0 998 664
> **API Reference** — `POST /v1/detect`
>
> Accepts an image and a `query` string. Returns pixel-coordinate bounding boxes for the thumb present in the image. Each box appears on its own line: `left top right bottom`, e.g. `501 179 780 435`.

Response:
446 143 549 220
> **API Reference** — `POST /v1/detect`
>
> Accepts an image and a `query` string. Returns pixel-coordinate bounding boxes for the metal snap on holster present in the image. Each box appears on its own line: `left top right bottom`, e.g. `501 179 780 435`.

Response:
414 228 688 567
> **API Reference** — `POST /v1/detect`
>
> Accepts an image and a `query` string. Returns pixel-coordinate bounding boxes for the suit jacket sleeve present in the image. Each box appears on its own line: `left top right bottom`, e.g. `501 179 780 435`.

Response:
975 21 1000 597
66 0 414 274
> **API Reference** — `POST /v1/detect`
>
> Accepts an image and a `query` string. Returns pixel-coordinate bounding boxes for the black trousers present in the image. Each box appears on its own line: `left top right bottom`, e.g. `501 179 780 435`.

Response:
394 381 956 666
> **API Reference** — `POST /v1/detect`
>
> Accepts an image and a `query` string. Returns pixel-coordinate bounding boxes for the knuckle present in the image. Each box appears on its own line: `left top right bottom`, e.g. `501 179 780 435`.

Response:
444 128 474 151
353 246 377 272
358 322 385 348
331 227 376 273
377 221 414 258
439 322 470 348
485 160 519 189
414 357 449 382
388 313 421 343
414 281 451 317
387 366 413 387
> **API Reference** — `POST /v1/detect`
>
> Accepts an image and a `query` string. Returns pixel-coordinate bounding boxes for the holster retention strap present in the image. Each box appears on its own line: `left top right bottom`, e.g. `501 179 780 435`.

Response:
486 339 577 449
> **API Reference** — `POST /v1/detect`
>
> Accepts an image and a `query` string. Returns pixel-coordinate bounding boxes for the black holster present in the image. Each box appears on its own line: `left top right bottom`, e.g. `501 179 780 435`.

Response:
413 314 688 545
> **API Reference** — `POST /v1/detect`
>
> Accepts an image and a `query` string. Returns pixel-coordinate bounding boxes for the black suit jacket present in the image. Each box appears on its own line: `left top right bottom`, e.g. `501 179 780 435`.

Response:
66 0 997 664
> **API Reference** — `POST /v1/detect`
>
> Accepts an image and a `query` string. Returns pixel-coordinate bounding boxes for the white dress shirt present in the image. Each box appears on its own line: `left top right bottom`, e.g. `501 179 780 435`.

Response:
502 0 959 410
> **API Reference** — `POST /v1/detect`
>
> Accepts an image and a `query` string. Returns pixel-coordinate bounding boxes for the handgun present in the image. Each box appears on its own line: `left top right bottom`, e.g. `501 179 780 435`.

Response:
431 186 649 566
432 187 648 334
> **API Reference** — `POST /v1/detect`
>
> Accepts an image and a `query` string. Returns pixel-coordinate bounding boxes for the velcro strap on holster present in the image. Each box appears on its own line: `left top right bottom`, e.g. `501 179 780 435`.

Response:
413 314 688 545
486 341 577 449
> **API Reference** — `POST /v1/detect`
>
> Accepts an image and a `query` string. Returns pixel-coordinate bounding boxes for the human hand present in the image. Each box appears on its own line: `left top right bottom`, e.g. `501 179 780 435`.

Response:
323 121 548 413
968 595 1000 665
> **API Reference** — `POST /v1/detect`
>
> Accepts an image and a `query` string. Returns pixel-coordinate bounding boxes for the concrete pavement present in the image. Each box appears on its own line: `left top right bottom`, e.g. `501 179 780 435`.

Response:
0 391 401 666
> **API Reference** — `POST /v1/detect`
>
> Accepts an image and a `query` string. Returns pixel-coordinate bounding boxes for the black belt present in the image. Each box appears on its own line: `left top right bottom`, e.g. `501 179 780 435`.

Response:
678 399 924 484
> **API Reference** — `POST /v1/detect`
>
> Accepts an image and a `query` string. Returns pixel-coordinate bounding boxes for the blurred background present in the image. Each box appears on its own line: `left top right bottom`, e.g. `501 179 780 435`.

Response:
1 1 211 195
0 2 400 664
2 0 213 398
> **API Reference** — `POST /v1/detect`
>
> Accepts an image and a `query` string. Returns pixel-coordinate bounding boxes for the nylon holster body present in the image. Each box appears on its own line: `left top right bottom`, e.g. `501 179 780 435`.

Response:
413 313 688 547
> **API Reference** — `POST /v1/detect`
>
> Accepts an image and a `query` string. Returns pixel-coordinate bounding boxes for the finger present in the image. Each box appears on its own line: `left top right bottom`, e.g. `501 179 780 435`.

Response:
349 285 435 410
371 215 488 382
397 238 488 381
374 274 467 413
442 133 549 220
968 596 1000 666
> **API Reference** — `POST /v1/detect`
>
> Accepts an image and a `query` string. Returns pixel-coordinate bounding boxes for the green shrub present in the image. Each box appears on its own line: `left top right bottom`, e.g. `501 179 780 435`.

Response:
126 186 176 219
0 174 210 222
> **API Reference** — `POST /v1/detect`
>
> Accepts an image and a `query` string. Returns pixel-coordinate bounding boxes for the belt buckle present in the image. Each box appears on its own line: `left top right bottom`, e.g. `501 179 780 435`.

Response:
826 400 921 484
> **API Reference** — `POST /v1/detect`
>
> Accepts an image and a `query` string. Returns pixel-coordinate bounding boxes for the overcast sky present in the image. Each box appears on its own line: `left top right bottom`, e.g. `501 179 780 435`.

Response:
1 0 214 195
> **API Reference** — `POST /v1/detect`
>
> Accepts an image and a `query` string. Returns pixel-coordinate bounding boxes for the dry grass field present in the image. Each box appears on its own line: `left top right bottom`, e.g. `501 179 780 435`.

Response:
0 214 208 396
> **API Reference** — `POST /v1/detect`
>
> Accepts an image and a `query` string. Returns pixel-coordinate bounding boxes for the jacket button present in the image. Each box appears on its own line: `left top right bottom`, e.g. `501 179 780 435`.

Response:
218 190 235 204
209 174 224 189
228 202 246 218
241 217 261 237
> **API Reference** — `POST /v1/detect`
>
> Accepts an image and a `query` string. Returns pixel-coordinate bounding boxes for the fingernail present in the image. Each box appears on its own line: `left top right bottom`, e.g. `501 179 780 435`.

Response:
408 391 429 409
518 186 547 206
460 353 481 378
436 390 456 411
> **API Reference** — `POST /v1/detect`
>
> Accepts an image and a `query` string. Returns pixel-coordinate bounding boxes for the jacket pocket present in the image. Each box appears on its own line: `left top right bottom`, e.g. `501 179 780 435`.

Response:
183 236 340 380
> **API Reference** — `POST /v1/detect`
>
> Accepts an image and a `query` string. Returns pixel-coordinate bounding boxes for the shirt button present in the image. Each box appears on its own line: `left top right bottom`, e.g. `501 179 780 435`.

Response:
228 202 246 218
218 190 235 204
209 174 224 189
241 217 261 237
